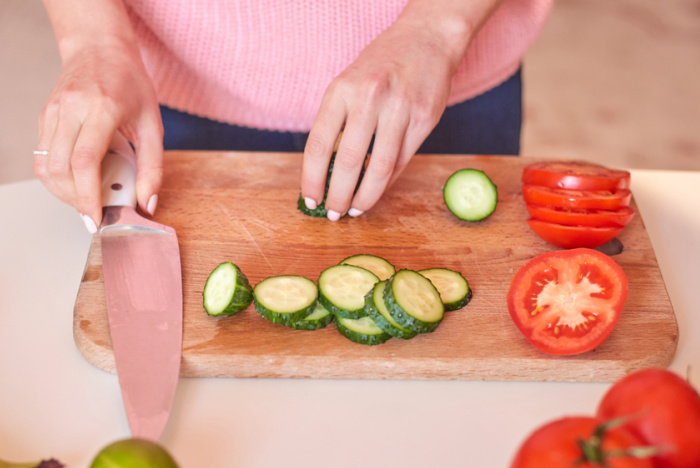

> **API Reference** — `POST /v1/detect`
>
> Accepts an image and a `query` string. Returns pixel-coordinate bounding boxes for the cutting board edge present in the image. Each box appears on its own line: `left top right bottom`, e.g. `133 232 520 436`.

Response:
73 315 117 375
72 310 678 384
176 341 679 382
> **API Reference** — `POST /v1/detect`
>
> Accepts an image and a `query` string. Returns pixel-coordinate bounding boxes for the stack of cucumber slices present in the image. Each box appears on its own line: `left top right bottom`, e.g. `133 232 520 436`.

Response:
203 254 472 346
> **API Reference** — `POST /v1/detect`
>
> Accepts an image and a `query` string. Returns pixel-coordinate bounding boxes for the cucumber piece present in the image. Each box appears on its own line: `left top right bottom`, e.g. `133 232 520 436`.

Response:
253 275 318 325
443 168 498 221
289 301 334 330
298 152 367 218
298 152 337 218
318 264 379 319
418 268 472 311
340 254 396 281
202 262 253 316
383 269 444 333
334 316 392 346
364 281 418 340
297 194 329 218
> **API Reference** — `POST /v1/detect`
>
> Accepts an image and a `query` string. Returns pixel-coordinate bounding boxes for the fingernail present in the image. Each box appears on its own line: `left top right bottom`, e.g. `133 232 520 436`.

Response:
327 210 341 222
81 214 97 234
147 194 158 216
304 197 317 210
348 208 364 217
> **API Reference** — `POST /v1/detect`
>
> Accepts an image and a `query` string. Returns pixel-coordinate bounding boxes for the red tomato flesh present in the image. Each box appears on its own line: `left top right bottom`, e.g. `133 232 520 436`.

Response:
522 161 631 191
507 249 628 356
522 185 632 211
526 204 635 228
510 416 655 468
597 368 700 468
527 218 623 249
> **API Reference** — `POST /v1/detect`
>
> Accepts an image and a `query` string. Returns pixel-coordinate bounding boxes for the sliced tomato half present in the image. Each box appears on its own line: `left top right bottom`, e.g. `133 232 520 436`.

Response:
522 185 632 211
522 161 631 191
526 204 635 228
527 218 623 249
507 248 628 356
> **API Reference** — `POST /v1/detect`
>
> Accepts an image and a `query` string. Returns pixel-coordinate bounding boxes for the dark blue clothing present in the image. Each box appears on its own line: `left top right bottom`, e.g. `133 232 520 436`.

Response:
161 68 522 155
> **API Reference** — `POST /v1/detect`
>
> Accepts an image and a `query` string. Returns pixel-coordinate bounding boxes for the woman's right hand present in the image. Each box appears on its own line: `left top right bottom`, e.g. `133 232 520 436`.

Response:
35 0 163 232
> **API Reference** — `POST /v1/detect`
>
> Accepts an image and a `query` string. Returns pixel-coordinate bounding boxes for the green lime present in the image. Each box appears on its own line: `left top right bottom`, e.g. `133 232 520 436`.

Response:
89 438 179 468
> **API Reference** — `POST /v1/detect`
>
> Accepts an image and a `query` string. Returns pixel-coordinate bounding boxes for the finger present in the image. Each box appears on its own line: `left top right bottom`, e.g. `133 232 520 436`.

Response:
385 117 436 189
45 111 82 206
36 99 59 152
33 100 61 187
71 113 120 228
323 109 377 220
301 92 346 210
347 109 409 216
133 113 165 216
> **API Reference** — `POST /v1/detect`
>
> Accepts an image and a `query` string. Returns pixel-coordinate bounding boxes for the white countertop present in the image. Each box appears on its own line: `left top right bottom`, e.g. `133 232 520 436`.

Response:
1 170 698 468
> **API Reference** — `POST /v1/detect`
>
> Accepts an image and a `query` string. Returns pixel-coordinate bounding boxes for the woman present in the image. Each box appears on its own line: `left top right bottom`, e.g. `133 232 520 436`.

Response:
33 0 552 231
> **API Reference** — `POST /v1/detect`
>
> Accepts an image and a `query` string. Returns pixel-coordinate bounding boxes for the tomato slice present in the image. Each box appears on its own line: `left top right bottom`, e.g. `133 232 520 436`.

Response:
522 161 631 191
507 248 628 356
527 218 623 249
526 204 635 228
522 185 632 211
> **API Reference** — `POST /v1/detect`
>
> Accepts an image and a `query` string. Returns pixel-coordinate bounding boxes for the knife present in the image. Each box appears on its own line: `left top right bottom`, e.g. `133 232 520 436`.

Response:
99 133 183 441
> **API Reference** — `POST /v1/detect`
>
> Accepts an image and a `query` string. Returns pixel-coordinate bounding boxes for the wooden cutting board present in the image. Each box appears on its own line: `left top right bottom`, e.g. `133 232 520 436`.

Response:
73 153 678 382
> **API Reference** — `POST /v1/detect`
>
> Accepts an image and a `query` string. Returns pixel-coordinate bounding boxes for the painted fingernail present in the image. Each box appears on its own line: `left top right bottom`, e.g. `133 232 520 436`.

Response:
147 194 158 216
304 197 317 210
327 210 341 222
81 214 97 234
348 208 364 217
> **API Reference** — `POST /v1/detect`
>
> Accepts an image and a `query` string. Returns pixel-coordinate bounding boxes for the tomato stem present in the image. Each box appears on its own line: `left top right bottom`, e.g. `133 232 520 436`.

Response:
574 415 667 467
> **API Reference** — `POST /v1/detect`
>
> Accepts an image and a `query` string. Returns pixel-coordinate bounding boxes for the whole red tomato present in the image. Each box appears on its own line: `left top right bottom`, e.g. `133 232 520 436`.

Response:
510 416 655 468
597 368 700 468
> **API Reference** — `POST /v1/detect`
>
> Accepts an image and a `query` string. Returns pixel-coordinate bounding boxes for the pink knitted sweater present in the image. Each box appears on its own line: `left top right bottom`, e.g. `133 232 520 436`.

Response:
124 0 552 132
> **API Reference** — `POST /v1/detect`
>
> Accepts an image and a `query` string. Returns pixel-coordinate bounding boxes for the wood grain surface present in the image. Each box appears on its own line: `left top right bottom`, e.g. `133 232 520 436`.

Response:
73 153 678 382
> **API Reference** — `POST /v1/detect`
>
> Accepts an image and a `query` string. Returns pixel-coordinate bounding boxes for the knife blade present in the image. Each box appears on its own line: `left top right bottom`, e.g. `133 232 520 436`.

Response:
100 133 183 441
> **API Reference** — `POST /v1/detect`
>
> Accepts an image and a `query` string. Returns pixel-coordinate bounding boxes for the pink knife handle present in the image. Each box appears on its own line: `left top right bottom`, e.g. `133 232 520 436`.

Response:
101 132 138 208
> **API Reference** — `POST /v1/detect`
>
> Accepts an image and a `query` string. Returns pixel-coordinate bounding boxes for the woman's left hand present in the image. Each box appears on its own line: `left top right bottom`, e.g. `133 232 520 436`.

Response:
301 0 502 220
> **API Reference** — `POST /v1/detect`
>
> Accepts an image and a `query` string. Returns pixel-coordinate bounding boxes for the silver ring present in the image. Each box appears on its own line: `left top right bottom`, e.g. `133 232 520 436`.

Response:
33 150 49 156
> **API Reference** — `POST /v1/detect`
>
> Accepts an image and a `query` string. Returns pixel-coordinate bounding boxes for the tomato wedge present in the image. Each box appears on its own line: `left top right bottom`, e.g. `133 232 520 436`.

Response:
507 248 628 356
526 204 635 228
527 218 623 249
523 185 632 211
522 161 631 191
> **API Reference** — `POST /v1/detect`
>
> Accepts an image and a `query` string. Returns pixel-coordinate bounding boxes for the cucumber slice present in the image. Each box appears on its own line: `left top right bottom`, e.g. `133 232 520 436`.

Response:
443 168 498 221
298 153 336 217
340 254 396 281
318 264 379 319
418 268 472 311
298 152 367 218
383 269 444 333
297 194 328 218
289 301 333 330
334 316 392 346
253 275 318 325
364 281 418 340
203 262 253 316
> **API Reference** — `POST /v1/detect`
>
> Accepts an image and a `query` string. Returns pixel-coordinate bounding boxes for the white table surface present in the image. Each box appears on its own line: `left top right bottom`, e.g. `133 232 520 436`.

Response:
1 169 698 468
